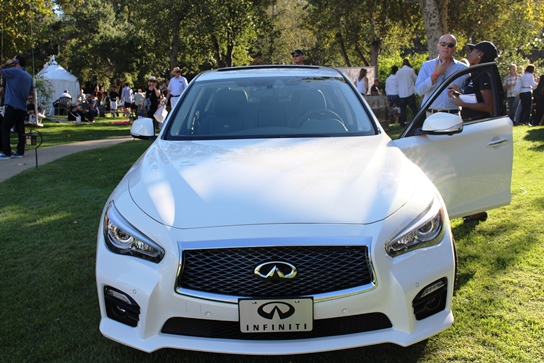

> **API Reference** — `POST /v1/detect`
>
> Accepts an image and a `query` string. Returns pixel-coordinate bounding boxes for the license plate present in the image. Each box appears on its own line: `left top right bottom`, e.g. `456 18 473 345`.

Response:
239 298 313 333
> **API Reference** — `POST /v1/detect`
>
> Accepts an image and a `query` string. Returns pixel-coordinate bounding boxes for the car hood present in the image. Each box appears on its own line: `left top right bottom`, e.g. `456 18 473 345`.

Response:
128 136 419 228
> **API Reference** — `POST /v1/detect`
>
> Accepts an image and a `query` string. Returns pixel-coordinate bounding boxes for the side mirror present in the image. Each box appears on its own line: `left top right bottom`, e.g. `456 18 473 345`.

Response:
131 117 155 139
421 113 463 135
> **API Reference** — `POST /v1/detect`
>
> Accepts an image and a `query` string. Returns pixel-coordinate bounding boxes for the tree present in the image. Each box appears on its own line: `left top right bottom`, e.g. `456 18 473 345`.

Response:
305 0 422 71
418 0 448 59
0 0 54 72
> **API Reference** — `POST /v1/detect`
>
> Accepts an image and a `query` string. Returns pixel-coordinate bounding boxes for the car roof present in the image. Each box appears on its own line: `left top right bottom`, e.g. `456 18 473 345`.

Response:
194 65 346 82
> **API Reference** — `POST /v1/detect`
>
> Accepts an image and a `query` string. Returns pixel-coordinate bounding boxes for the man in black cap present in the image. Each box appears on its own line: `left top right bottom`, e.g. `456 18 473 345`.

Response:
291 49 304 65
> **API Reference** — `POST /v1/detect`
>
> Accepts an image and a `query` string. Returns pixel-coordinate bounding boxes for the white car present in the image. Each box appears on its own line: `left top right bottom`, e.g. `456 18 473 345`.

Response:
96 64 512 355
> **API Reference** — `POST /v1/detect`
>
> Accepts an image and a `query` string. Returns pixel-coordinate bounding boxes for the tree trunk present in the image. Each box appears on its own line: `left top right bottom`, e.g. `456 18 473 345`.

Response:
353 43 370 67
370 39 380 73
169 6 182 71
336 32 351 67
418 0 449 59
212 36 224 68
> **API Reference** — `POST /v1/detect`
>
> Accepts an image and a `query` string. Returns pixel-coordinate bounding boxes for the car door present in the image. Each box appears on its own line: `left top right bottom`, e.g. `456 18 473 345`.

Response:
392 62 513 219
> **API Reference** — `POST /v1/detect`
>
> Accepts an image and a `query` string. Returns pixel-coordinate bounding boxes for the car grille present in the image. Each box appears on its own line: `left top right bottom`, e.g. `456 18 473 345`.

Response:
161 313 392 340
177 246 373 297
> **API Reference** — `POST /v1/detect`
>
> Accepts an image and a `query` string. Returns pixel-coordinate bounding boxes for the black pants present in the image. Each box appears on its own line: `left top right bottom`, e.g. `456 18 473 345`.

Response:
399 94 418 126
0 105 26 156
519 92 533 125
531 99 544 125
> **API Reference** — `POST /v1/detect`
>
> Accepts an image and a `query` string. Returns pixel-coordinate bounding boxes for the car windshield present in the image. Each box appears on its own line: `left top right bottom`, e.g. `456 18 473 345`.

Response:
166 73 377 139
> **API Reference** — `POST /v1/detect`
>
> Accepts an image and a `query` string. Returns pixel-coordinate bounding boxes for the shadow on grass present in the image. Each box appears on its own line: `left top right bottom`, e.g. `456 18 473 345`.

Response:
451 194 544 292
524 126 544 151
105 340 429 363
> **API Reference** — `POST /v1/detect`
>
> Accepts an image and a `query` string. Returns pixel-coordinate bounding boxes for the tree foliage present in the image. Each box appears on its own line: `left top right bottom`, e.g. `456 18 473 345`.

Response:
2 0 543 93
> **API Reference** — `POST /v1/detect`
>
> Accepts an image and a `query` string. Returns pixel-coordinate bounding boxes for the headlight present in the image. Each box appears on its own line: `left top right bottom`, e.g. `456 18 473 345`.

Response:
103 201 165 263
385 196 445 257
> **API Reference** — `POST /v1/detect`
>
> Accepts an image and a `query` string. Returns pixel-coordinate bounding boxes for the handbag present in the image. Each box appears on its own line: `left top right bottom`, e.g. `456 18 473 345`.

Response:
154 104 168 123
513 79 523 96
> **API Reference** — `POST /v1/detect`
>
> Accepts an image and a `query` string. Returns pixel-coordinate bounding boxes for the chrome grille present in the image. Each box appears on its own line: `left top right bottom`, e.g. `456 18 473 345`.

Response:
177 246 372 297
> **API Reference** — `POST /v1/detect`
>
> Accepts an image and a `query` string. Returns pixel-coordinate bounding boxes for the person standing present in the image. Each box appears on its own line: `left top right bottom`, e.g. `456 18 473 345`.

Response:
502 64 522 125
291 49 305 65
530 75 544 126
370 79 381 95
145 76 161 131
385 66 400 118
415 34 468 114
0 55 33 159
448 41 498 223
120 83 133 117
518 64 538 126
450 41 498 122
396 59 419 127
133 88 145 117
109 86 120 117
166 67 188 109
354 68 369 96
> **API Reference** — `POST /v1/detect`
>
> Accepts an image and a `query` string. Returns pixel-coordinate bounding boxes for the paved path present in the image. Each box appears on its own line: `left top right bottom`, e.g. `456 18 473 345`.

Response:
0 136 132 183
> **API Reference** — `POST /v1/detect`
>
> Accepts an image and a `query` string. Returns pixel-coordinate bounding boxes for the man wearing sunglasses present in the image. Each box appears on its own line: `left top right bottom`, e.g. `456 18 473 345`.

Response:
291 49 305 65
415 34 468 115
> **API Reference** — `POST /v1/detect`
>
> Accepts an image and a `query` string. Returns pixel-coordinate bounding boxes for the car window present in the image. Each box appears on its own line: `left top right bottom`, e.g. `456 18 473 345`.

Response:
166 76 377 139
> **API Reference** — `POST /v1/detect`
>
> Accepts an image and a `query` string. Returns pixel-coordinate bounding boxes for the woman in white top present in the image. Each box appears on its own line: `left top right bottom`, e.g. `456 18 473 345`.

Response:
519 64 538 125
354 68 369 95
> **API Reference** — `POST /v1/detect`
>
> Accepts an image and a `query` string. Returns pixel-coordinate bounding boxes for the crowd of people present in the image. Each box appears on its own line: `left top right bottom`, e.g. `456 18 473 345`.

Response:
347 36 544 128
48 66 189 128
1 45 543 161
0 62 190 159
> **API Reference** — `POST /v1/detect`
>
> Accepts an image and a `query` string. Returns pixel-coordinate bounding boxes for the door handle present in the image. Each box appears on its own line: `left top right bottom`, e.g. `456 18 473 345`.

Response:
487 138 509 147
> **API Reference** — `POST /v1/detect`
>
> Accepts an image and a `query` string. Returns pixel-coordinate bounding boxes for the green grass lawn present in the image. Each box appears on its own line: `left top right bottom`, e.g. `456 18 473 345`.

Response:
11 116 133 149
0 125 543 362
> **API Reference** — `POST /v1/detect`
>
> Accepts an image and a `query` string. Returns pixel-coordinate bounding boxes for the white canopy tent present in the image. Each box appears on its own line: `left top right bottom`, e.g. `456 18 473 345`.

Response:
37 55 80 111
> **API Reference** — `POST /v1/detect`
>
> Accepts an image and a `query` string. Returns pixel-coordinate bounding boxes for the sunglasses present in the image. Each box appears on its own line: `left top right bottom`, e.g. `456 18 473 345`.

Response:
292 54 301 57
439 42 456 48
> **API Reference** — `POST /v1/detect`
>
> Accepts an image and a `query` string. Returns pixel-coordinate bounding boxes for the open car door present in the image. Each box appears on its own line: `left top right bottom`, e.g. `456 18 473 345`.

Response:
392 62 513 219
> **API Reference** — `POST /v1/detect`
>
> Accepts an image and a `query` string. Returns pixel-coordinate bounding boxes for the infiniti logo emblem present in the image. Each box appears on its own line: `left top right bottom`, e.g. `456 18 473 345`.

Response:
254 261 297 281
257 302 295 319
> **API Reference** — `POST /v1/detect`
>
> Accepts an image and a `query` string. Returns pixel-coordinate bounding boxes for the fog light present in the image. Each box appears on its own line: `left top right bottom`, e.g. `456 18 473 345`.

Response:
420 279 446 298
412 278 448 320
104 286 140 327
105 287 132 304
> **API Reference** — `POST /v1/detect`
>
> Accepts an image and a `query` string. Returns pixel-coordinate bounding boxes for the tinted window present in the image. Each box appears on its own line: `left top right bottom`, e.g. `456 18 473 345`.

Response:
166 76 376 139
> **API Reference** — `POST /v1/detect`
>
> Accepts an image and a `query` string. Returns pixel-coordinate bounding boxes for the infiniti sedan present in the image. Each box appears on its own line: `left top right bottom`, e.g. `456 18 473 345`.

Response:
96 64 512 355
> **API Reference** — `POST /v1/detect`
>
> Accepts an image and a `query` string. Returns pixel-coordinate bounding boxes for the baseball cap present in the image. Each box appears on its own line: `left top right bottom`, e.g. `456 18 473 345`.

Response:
291 49 304 56
468 41 498 60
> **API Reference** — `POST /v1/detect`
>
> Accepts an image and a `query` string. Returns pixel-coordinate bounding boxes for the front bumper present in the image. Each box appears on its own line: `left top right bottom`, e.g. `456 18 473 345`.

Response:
96 220 455 355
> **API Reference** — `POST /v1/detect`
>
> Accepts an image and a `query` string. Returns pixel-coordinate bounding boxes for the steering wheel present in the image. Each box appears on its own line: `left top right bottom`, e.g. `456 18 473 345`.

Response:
294 109 344 128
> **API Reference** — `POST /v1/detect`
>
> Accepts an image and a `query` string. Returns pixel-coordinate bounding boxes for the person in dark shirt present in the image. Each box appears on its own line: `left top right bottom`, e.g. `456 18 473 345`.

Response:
145 76 161 132
0 55 33 159
370 79 381 95
449 41 498 122
109 86 120 117
448 41 498 223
